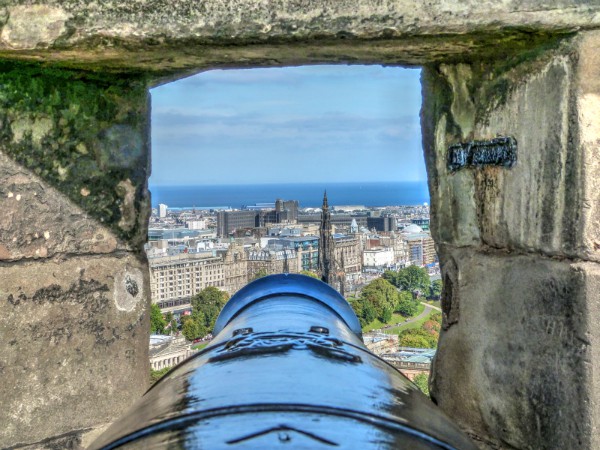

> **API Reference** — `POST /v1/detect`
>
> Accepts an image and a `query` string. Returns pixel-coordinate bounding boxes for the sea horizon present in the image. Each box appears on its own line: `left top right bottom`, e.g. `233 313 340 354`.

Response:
149 181 430 209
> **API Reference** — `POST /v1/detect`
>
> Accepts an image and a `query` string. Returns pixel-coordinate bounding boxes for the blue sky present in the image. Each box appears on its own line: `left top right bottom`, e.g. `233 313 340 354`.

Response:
149 65 424 186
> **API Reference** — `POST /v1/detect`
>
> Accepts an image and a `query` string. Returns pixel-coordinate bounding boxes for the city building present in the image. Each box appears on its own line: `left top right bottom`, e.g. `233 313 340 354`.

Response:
268 236 319 271
363 247 395 269
217 210 258 237
333 234 362 279
217 199 299 236
318 192 363 293
247 248 301 279
381 348 436 381
159 203 168 218
363 332 399 355
149 335 196 371
411 217 430 231
149 253 226 304
186 220 206 230
401 225 436 266
219 241 248 294
298 212 368 229
367 215 397 232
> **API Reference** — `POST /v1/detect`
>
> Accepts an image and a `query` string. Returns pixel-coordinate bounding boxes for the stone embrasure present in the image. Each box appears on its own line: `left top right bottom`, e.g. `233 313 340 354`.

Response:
0 0 592 76
0 62 150 250
422 35 600 262
432 246 596 450
0 254 149 448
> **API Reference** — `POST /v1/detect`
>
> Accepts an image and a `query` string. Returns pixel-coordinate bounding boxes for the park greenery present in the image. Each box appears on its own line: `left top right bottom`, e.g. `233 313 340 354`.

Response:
150 303 166 334
150 286 230 341
382 265 442 298
351 266 442 329
398 312 442 348
181 286 230 341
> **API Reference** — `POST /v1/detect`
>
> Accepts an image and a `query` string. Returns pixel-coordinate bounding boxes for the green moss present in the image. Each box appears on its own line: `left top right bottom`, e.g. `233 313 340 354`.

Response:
0 61 149 247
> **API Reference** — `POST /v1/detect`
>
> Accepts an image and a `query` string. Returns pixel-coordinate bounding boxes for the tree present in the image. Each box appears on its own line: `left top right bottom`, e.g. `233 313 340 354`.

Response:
428 279 443 299
349 296 377 328
181 317 206 341
150 303 166 334
191 286 230 333
422 319 441 335
393 266 431 293
360 278 399 323
430 312 442 324
396 291 419 317
381 307 393 324
164 311 177 333
413 373 430 396
382 270 398 286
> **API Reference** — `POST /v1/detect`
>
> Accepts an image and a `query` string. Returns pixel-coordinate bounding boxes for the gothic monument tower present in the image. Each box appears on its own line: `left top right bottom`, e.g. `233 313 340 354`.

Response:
318 190 335 286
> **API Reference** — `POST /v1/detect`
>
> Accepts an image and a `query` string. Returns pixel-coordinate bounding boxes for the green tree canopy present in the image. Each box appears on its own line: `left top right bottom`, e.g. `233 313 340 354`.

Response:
359 278 399 323
413 373 430 396
398 328 438 349
393 266 431 293
191 286 230 333
150 303 166 334
396 291 420 317
181 316 207 341
428 279 443 299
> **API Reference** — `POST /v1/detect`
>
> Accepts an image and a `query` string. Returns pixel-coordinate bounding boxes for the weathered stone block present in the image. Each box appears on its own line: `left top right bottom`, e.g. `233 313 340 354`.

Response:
431 246 599 449
423 34 600 262
0 150 124 260
0 254 149 448
0 63 151 251
0 1 597 73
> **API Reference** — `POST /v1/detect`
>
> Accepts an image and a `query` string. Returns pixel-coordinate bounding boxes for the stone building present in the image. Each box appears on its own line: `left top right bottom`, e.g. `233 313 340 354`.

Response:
219 240 248 295
149 253 226 303
333 234 362 278
217 210 258 237
149 241 249 305
149 335 196 371
402 226 437 266
246 248 301 279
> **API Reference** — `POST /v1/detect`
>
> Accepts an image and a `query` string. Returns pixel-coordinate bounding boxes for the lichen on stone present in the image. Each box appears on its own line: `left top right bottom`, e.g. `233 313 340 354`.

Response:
0 60 150 248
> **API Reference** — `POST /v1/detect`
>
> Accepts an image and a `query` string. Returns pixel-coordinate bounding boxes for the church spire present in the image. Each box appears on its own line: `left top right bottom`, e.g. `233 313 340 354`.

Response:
322 190 328 209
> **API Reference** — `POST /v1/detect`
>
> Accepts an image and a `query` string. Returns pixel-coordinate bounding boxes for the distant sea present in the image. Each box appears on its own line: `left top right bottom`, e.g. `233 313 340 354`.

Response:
150 182 429 209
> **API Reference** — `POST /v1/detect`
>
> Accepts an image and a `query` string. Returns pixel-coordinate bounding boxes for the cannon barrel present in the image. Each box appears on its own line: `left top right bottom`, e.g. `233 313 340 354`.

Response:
89 274 477 449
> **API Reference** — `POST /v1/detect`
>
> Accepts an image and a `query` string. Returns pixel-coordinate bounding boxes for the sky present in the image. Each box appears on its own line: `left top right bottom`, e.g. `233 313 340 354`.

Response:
149 65 424 186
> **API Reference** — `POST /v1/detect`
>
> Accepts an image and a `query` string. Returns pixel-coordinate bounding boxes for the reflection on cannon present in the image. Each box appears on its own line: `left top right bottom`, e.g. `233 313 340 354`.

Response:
89 274 477 449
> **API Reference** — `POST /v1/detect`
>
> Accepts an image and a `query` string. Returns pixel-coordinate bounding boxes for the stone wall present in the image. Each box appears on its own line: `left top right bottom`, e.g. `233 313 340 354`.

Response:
422 31 600 449
0 65 151 448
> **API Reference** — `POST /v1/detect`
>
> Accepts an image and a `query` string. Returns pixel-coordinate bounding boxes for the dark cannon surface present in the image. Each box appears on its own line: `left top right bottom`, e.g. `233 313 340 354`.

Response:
89 274 477 449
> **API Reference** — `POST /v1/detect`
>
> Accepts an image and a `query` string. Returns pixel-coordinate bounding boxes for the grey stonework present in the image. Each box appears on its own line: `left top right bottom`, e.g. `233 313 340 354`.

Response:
0 1 598 449
423 31 600 449
0 66 151 447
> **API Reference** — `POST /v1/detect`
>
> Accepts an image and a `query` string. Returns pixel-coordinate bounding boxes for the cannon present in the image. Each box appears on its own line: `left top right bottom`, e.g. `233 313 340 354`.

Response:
89 274 477 449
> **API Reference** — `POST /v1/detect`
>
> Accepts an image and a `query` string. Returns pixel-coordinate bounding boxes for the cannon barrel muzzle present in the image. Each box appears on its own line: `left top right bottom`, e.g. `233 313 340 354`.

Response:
89 274 476 449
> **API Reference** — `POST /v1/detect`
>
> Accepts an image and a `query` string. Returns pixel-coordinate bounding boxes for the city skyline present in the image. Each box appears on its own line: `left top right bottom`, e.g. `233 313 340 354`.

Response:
150 65 425 187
